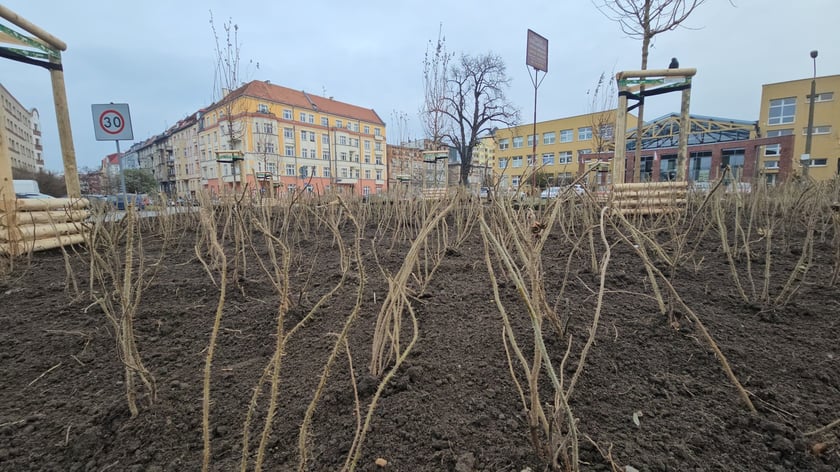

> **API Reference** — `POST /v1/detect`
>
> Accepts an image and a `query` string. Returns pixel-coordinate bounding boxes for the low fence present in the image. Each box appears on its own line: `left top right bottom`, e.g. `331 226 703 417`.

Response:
0 198 89 256
609 181 688 216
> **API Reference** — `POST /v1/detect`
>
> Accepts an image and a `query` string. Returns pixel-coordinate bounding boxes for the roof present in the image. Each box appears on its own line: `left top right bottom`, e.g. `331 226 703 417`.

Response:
627 113 757 151
215 80 385 126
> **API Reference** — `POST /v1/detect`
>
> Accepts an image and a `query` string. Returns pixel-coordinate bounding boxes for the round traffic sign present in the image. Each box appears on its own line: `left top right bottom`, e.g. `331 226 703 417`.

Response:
99 109 126 135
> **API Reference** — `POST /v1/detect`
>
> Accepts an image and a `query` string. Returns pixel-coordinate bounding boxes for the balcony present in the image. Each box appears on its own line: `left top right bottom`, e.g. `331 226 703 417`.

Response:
221 175 242 183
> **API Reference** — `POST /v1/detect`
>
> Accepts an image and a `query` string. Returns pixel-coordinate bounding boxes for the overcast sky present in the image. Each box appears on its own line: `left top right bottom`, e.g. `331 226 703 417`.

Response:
2 0 837 172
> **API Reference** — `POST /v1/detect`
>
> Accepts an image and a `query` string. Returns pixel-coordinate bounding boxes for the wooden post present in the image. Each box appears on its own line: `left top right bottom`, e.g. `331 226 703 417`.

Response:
676 85 692 182
613 86 628 185
50 57 81 198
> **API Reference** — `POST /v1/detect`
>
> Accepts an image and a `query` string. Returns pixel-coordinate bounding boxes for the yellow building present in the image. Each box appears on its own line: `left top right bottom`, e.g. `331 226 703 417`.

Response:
196 80 387 197
758 74 840 182
493 110 636 190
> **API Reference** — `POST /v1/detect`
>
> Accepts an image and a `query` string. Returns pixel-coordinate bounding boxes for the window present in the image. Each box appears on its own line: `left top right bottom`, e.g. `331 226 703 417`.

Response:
599 125 614 140
285 145 295 156
499 138 510 150
302 149 308 158
309 131 316 142
286 164 295 176
499 158 508 169
768 98 796 125
262 123 274 134
802 125 831 135
578 127 593 140
340 151 348 161
310 167 317 177
299 165 309 178
283 109 292 120
511 176 520 187
322 134 329 145
543 152 554 166
339 136 347 145
365 169 371 179
764 144 780 157
375 142 382 151
376 169 383 180
323 167 331 178
364 125 370 134
287 184 296 193
284 128 293 139
341 167 348 178
300 112 307 122
257 103 269 113
352 123 359 132
513 137 523 148
364 140 371 150
308 114 314 124
374 128 381 136
365 153 371 163
375 155 383 165
512 156 523 168
301 130 308 141
764 160 779 169
543 132 555 145
265 143 275 154
807 92 833 102
766 129 793 137
321 117 329 126
354 168 360 178
363 186 370 196
322 150 330 160
336 119 343 128
811 158 828 166
560 129 573 143
527 135 535 147
577 149 591 157
558 151 573 164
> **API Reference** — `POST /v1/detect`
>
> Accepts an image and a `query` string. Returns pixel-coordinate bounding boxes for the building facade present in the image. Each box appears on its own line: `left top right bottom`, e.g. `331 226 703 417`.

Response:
194 80 387 197
0 83 44 173
493 110 635 191
758 74 840 182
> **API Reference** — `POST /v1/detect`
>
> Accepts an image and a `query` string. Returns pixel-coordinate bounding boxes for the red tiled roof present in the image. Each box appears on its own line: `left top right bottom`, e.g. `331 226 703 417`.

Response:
217 80 384 126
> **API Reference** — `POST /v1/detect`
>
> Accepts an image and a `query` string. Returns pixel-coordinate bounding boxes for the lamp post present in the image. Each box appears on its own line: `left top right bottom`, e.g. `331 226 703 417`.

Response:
802 50 818 178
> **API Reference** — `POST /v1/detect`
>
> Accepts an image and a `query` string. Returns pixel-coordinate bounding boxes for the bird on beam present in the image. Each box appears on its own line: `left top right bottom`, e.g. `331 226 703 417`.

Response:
669 57 679 69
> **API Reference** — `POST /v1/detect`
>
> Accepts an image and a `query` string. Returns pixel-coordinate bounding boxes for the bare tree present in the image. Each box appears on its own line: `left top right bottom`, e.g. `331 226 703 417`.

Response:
438 53 520 186
587 71 618 154
209 12 258 190
593 0 707 181
421 24 452 150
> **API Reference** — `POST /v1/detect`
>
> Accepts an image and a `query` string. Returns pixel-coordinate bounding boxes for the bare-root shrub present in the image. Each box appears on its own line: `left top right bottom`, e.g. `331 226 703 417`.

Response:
611 211 756 414
86 209 163 418
369 197 456 377
478 195 614 470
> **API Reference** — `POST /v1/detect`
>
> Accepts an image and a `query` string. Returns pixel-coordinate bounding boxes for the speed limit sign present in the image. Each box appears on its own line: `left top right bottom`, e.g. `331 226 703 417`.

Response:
92 103 134 141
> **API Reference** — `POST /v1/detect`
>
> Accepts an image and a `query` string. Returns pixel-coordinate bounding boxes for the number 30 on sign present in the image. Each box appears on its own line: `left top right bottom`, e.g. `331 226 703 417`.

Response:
92 103 134 141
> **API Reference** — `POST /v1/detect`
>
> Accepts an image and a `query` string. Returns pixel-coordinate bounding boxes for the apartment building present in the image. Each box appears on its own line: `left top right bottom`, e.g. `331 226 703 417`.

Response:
493 110 635 190
758 74 840 182
0 83 44 173
195 80 387 197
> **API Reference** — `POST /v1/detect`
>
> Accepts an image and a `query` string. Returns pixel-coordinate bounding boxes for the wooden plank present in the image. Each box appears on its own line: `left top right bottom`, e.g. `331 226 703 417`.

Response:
0 221 85 242
0 209 89 226
14 197 89 211
0 232 86 255
612 182 688 191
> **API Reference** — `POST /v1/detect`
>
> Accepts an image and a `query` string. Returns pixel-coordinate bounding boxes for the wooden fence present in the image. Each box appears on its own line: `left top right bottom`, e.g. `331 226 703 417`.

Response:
0 198 89 255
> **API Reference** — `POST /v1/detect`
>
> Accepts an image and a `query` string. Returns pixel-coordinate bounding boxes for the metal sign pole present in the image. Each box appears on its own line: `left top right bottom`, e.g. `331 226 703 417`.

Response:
116 139 126 195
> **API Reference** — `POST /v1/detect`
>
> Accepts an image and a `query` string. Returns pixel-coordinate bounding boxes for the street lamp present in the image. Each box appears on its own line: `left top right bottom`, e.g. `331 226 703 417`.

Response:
802 50 818 178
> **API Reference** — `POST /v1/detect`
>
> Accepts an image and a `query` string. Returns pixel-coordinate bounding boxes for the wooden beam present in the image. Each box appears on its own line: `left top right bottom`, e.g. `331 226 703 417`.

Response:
0 5 66 51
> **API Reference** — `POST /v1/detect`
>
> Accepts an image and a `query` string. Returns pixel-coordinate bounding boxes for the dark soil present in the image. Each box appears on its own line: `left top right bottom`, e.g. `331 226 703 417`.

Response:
1 206 839 472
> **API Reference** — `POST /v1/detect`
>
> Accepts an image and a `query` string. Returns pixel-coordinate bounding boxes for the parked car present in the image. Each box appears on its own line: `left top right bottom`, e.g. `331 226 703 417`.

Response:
107 193 146 210
540 186 562 199
540 184 585 199
15 192 55 199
